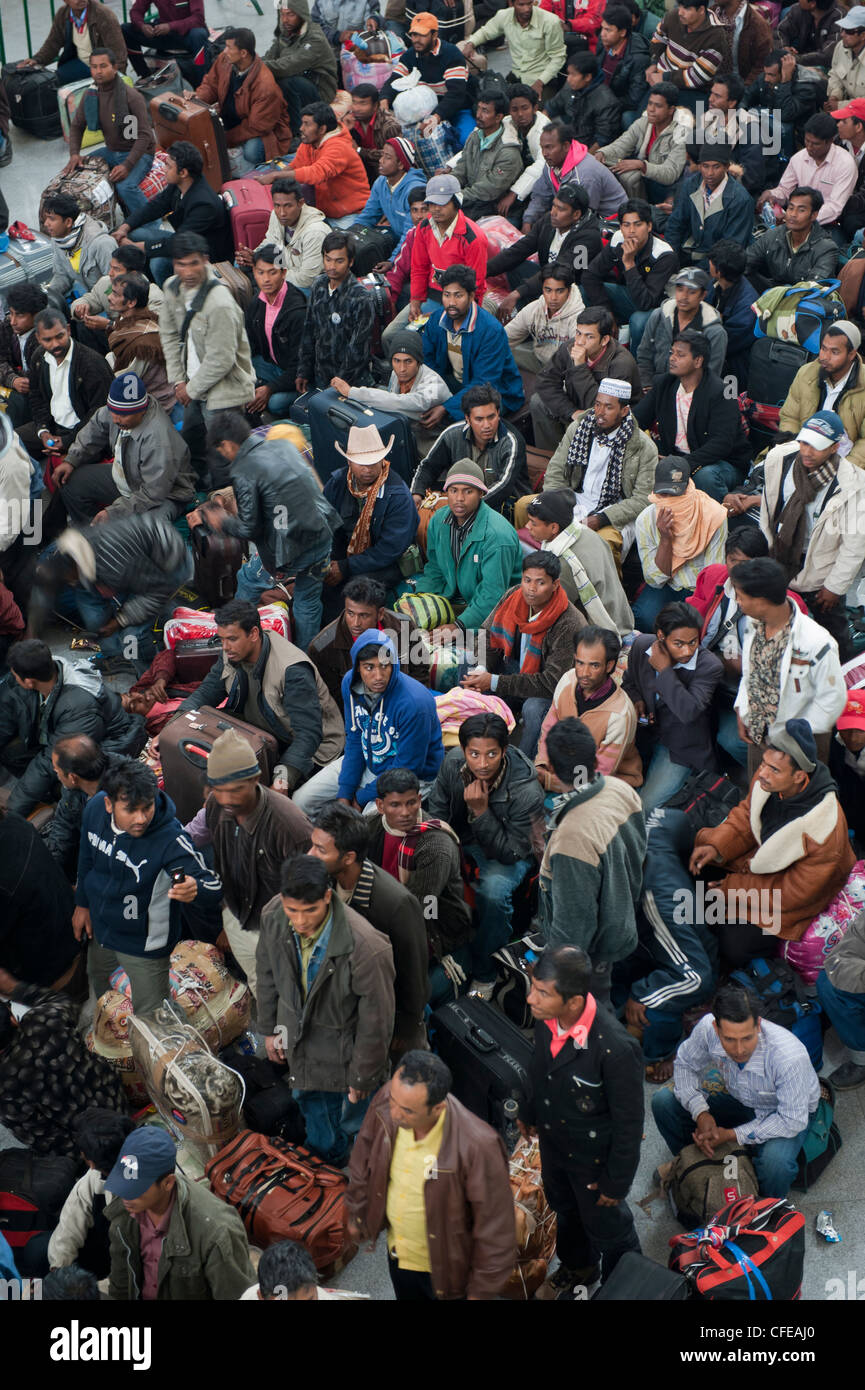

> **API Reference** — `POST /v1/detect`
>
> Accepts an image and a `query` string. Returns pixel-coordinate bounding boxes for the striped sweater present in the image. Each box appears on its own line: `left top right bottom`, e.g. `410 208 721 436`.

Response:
650 12 730 90
381 37 469 123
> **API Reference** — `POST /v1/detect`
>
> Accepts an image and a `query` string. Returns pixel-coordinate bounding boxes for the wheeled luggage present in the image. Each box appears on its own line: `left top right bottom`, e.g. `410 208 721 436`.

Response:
160 706 278 821
346 223 397 277
2 64 62 139
290 386 418 486
430 996 533 1139
221 178 273 253
149 92 230 192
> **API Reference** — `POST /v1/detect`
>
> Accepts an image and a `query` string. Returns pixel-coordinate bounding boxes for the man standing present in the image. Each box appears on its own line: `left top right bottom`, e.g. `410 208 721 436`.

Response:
158 233 255 482
347 1050 516 1300
64 48 155 220
184 729 312 999
522 945 643 1298
257 854 395 1164
74 760 222 1014
296 232 376 393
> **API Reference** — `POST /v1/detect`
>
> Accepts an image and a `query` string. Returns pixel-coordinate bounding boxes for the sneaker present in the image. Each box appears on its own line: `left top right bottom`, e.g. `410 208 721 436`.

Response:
467 979 494 1001
828 1060 865 1090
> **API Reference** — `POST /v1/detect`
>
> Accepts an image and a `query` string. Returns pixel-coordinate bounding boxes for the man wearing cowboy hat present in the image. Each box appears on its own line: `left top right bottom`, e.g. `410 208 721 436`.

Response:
321 424 420 622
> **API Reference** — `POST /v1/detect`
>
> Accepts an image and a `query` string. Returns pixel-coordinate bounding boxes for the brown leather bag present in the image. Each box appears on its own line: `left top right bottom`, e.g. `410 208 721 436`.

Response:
415 490 450 558
206 1130 354 1275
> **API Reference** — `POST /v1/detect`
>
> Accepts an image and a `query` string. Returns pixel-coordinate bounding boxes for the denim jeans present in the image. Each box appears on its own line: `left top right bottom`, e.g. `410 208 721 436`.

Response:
465 843 533 983
102 147 155 222
229 137 266 177
71 588 155 670
693 461 745 503
519 696 550 760
717 696 747 766
601 281 651 351
632 581 689 632
235 538 331 651
252 355 296 419
816 973 865 1065
128 219 173 286
651 1086 808 1199
292 1088 370 1165
57 58 91 83
639 742 692 816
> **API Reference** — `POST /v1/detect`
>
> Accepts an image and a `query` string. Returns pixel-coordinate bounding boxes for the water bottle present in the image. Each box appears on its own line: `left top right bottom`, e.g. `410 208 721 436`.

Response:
236 1031 258 1056
503 1097 521 1155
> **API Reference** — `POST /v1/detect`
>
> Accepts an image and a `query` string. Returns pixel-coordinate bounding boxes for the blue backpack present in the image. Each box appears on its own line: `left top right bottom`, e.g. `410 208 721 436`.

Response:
729 957 822 1069
753 279 846 357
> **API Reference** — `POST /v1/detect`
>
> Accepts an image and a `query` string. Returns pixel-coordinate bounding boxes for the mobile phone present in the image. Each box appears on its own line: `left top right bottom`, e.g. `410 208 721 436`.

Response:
170 869 186 886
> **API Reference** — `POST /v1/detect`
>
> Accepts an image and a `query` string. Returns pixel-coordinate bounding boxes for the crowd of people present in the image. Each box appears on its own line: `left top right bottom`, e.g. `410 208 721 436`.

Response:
2 0 865 1305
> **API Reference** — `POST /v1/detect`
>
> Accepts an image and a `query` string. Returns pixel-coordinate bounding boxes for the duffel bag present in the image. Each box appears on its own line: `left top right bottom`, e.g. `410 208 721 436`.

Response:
662 770 742 831
2 63 61 139
753 278 845 355
665 1139 759 1229
729 956 823 1068
40 156 117 230
0 1151 78 1252
206 1130 352 1274
669 1195 805 1300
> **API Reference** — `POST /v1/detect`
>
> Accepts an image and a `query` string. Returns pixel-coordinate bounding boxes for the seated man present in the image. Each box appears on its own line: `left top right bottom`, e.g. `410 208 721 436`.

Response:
594 83 691 204
827 7 865 106
17 310 112 466
51 371 194 526
664 145 755 268
700 73 766 194
177 598 345 795
830 691 865 849
746 186 839 296
399 461 523 636
46 511 194 675
505 262 585 373
64 48 155 221
531 306 641 453
536 624 641 787
709 0 772 85
523 120 629 230
0 638 142 815
756 114 857 230
706 240 757 387
581 198 679 354
779 320 865 472
536 718 645 999
646 0 730 107
381 11 473 145
322 424 420 618
273 102 369 225
546 53 623 150
760 409 865 660
263 3 338 137
114 140 234 288
332 331 451 432
308 576 430 711
744 51 821 162
353 137 425 262
529 376 655 567
497 84 553 225
460 0 566 100
637 266 727 392
596 5 651 119
244 245 307 422
193 27 292 176
464 551 586 758
777 3 841 69
105 275 176 422
296 232 376 393
633 329 752 502
293 628 443 816
70 243 163 344
622 600 724 813
240 178 329 294
425 711 544 998
121 0 209 79
633 457 728 630
0 283 47 431
420 266 525 430
445 90 525 223
652 985 820 1198
525 490 634 634
348 84 403 186
26 0 129 84
490 186 603 315
366 767 473 1009
410 383 529 517
43 195 116 313
309 802 428 1056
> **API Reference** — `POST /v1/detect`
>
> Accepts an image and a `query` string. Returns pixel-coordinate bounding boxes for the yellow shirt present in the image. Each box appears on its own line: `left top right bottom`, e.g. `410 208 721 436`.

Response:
385 1109 447 1273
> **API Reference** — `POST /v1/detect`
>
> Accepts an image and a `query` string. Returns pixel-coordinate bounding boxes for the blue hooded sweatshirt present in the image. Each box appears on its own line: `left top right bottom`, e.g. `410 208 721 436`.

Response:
338 629 444 806
75 789 222 958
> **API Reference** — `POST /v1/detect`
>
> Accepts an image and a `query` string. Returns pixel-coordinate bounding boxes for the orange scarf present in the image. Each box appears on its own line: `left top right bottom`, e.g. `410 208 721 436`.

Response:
648 480 726 574
347 461 390 557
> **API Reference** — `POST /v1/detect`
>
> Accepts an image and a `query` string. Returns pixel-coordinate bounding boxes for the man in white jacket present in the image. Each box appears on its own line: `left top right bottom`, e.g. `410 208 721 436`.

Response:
331 330 450 423
251 177 329 294
731 555 847 777
497 86 552 221
505 263 585 371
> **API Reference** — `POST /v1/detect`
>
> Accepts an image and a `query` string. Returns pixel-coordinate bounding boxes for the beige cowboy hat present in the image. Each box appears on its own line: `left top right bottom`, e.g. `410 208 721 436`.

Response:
335 423 395 465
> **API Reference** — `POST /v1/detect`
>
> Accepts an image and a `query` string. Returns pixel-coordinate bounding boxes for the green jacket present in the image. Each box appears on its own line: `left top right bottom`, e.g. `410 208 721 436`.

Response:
449 125 525 214
414 502 523 630
106 1175 254 1301
263 3 338 101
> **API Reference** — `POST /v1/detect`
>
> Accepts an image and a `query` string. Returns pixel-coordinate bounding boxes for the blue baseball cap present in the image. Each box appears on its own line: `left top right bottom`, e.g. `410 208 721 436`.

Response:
797 410 845 451
105 1126 177 1198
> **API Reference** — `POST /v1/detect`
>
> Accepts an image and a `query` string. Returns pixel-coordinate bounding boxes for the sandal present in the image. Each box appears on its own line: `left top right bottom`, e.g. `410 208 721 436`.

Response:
645 1056 675 1084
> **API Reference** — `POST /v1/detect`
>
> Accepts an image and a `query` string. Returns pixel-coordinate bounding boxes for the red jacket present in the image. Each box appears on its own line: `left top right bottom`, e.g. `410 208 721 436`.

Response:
410 210 488 304
195 53 292 161
290 128 370 220
686 563 807 638
540 0 605 50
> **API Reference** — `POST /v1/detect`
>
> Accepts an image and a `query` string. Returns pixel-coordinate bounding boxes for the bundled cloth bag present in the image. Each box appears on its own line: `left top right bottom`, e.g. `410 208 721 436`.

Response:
109 940 251 1053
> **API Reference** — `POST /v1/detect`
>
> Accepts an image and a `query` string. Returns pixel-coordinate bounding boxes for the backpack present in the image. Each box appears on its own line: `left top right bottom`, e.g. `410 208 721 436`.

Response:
492 934 544 1030
669 1195 806 1300
753 279 845 356
792 1077 842 1191
665 1140 759 1230
662 770 742 831
729 956 823 1068
0 1152 78 1252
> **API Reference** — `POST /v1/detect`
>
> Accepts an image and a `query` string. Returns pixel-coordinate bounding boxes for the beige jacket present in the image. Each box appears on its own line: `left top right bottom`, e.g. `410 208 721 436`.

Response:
261 202 330 291
760 444 865 596
827 39 865 103
47 1167 105 1269
505 283 585 365
598 107 694 188
158 265 255 408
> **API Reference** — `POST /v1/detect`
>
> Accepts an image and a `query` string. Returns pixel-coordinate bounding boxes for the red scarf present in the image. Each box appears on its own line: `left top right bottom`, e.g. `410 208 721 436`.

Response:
489 583 569 674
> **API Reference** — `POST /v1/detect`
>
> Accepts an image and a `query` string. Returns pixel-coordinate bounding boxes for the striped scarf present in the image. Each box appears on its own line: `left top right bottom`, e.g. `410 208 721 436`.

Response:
565 409 634 513
489 583 570 673
389 819 460 885
545 522 618 630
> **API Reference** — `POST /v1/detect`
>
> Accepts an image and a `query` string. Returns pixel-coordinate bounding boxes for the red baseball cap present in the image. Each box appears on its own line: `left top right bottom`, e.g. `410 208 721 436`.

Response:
831 98 865 121
837 690 865 731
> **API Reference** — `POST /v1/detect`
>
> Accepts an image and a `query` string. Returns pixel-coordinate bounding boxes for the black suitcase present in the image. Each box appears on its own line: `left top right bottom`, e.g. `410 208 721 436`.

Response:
430 997 533 1138
290 387 418 486
347 224 397 277
160 705 279 821
591 1252 691 1301
2 64 62 139
747 336 810 409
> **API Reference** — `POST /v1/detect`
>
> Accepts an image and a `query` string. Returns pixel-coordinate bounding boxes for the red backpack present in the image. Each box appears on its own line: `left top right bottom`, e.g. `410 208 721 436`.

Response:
668 1195 805 1301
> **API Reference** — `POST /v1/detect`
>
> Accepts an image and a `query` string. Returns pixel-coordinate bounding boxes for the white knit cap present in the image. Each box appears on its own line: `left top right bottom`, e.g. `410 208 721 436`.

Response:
597 377 631 399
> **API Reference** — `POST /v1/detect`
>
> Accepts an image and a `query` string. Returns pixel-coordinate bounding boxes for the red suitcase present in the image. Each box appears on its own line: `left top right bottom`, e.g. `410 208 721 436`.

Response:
160 706 279 821
150 92 231 193
222 178 273 255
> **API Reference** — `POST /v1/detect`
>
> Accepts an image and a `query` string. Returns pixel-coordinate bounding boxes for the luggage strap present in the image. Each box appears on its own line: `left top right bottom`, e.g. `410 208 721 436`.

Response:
179 278 218 343
725 1241 773 1301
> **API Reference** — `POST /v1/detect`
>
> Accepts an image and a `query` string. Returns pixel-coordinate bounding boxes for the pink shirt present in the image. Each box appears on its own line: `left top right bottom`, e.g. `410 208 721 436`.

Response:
771 144 858 226
260 281 289 362
545 993 597 1058
137 1192 176 1301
